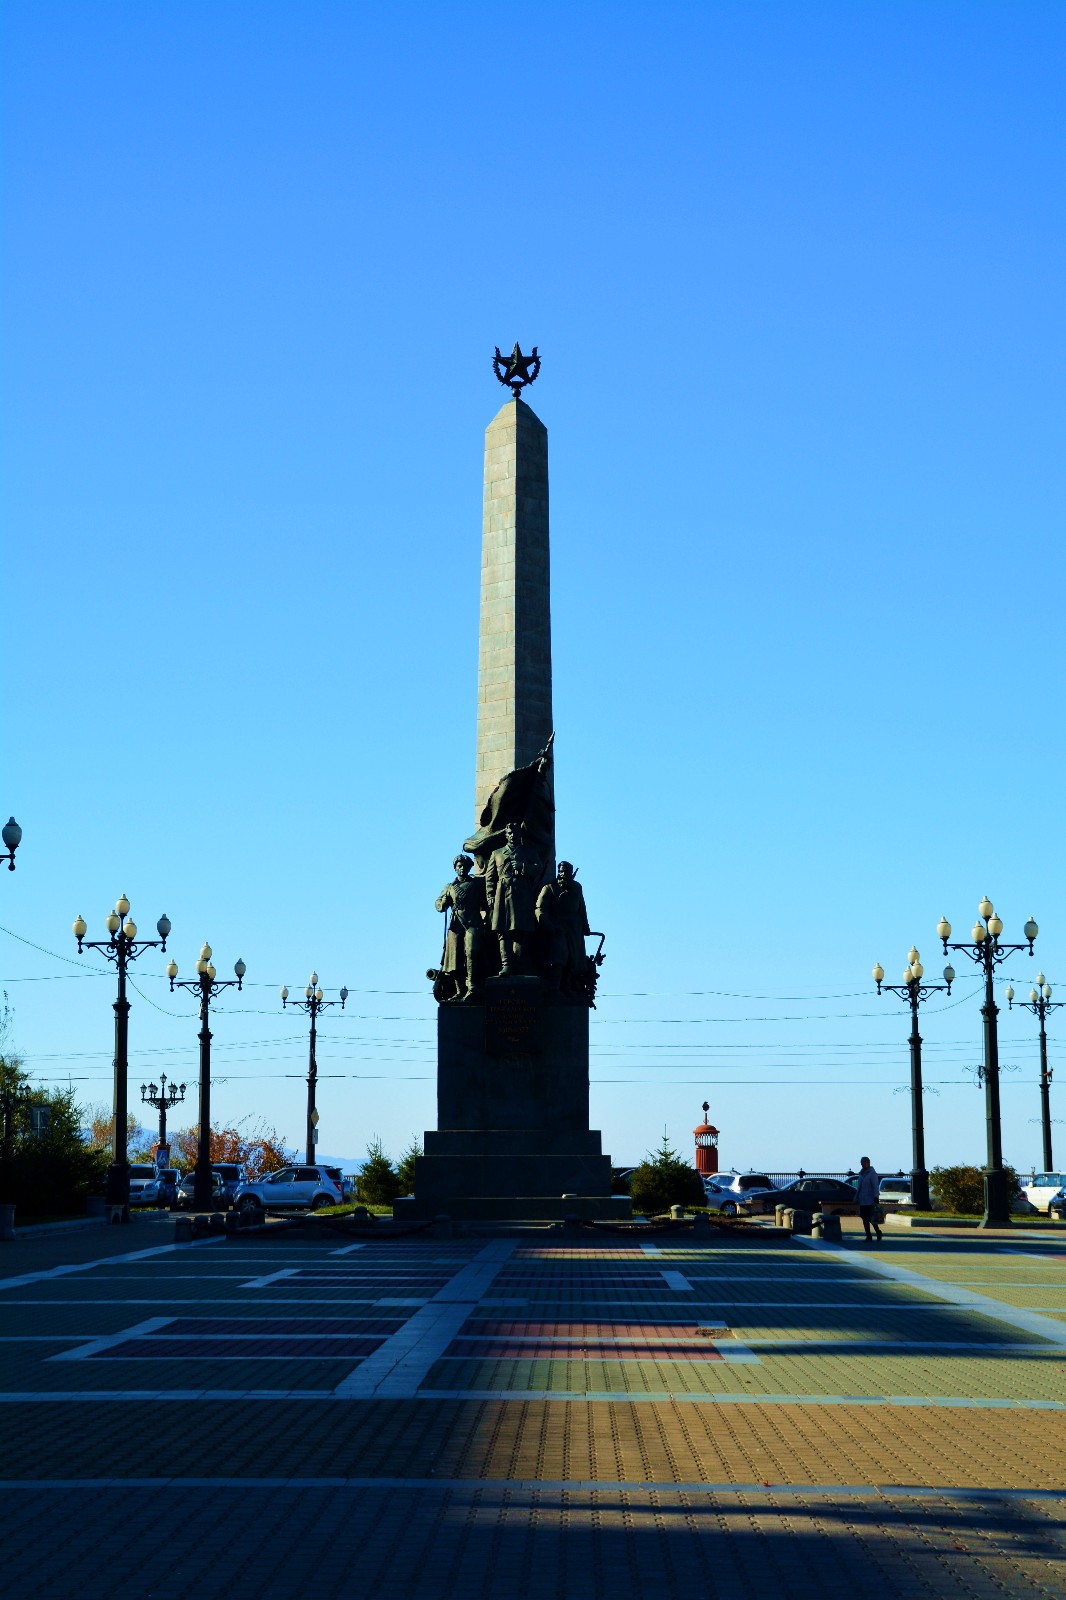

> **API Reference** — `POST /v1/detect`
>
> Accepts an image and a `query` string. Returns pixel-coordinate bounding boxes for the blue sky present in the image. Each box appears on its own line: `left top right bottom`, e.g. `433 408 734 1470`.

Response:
2 0 1064 1174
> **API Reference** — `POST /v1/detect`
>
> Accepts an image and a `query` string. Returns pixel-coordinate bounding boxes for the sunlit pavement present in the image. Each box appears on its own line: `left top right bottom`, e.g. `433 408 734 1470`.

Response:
1 1213 1065 1598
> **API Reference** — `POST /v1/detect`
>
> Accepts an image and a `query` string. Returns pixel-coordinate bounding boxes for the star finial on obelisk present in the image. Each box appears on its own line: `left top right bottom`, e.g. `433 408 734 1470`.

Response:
493 342 541 399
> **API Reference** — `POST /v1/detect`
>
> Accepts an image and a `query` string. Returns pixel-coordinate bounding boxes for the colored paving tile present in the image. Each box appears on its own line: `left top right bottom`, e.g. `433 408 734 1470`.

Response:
2 1222 1066 1597
87 1334 386 1359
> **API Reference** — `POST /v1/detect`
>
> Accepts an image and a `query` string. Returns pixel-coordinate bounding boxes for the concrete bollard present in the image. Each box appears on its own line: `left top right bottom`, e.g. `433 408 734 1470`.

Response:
224 1212 240 1236
691 1211 711 1236
174 1217 194 1243
788 1207 812 1235
775 1204 788 1228
0 1204 15 1241
563 1214 583 1238
818 1212 842 1242
670 1204 685 1220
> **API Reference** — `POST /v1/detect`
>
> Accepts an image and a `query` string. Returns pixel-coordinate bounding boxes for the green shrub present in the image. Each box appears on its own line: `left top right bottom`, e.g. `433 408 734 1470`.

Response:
629 1134 705 1216
929 1163 1019 1215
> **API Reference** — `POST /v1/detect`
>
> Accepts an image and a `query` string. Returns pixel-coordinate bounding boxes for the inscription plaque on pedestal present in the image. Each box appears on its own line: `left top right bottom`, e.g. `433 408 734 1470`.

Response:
485 982 541 1055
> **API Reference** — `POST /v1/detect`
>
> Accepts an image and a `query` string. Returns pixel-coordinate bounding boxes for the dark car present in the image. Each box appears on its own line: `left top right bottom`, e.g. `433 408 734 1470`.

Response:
175 1170 226 1210
1049 1189 1066 1221
752 1177 861 1216
211 1164 246 1205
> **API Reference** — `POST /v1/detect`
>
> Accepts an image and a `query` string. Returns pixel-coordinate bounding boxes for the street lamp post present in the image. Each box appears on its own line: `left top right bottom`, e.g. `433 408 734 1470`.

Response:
1006 974 1062 1171
872 947 955 1211
1 818 22 871
140 1073 187 1153
168 945 246 1211
281 974 348 1162
939 898 1038 1228
73 896 171 1214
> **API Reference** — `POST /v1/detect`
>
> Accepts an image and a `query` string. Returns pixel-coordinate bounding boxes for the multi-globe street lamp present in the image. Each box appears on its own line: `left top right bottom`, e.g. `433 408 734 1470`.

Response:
168 944 246 1211
938 897 1038 1228
73 896 172 1213
140 1073 187 1153
1006 973 1062 1171
872 947 955 1212
1 818 22 871
281 973 348 1162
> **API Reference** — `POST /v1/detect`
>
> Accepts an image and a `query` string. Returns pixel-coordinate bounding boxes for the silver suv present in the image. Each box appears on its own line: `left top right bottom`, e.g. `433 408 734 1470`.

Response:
702 1173 775 1216
234 1164 345 1217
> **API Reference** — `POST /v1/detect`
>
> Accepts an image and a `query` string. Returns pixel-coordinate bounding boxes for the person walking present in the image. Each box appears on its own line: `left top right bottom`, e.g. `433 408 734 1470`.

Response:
855 1156 883 1243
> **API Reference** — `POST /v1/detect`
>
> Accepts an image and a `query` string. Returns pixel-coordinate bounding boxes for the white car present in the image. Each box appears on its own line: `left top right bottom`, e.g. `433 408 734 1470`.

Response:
233 1164 345 1217
702 1173 775 1217
127 1164 159 1203
1021 1172 1066 1215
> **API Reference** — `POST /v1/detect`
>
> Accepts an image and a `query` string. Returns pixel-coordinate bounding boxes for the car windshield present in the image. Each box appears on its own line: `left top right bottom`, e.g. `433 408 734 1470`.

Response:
738 1176 771 1189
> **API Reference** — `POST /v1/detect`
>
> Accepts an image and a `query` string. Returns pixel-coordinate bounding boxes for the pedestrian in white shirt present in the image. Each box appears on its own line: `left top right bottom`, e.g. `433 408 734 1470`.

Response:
855 1156 882 1243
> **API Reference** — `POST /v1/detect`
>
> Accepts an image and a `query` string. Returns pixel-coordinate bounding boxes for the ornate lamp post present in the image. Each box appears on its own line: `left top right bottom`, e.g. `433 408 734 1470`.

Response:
168 944 245 1211
73 896 171 1214
1 818 22 871
872 948 954 1211
140 1073 186 1153
281 973 348 1162
939 898 1038 1227
1006 973 1062 1171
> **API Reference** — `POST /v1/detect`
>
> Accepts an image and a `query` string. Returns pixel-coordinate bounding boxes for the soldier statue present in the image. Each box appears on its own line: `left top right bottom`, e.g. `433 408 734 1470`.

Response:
536 861 592 993
433 854 487 1001
484 820 544 975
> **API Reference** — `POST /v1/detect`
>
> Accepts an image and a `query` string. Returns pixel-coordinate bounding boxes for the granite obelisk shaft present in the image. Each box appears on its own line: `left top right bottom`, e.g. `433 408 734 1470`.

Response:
475 397 553 826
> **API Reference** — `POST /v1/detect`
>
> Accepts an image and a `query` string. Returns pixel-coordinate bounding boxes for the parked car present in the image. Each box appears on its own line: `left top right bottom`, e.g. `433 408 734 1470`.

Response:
141 1169 179 1207
1048 1189 1066 1220
702 1173 775 1217
1021 1172 1066 1215
128 1164 159 1204
842 1173 912 1210
233 1164 346 1217
211 1164 247 1206
751 1177 862 1216
174 1169 226 1210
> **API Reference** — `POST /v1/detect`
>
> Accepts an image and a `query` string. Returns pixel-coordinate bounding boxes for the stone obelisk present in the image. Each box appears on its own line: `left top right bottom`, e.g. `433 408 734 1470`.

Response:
475 397 554 839
393 355 628 1222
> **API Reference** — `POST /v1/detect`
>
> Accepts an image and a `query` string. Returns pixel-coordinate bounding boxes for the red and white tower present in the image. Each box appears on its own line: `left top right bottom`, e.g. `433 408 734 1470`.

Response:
693 1101 719 1179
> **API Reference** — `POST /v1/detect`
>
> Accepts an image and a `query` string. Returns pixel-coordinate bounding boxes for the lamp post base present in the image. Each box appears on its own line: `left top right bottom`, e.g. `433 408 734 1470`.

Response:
980 1166 1012 1228
910 1167 931 1212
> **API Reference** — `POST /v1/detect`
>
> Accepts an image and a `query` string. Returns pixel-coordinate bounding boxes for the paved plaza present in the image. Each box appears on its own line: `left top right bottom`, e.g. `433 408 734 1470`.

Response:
1 1216 1065 1597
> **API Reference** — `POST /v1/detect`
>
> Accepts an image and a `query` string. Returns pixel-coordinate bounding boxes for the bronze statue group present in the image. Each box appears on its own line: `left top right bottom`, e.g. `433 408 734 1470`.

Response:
431 823 601 1006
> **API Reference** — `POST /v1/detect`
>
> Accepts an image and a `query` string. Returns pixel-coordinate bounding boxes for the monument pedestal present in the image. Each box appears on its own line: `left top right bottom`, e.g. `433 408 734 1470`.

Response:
394 977 631 1222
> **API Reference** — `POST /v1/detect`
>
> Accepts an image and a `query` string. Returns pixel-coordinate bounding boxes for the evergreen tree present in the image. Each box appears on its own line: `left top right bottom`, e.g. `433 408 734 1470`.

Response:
357 1135 401 1205
396 1137 423 1195
629 1132 705 1216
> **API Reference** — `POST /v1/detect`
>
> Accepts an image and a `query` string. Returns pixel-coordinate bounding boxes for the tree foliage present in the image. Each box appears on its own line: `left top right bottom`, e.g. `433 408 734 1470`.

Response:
629 1133 705 1216
85 1107 153 1159
1 998 107 1215
357 1135 401 1205
396 1137 423 1195
930 1163 1020 1215
171 1119 292 1179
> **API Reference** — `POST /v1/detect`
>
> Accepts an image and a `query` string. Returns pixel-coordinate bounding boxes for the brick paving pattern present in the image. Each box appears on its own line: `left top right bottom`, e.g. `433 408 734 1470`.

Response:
0 1213 1064 1596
